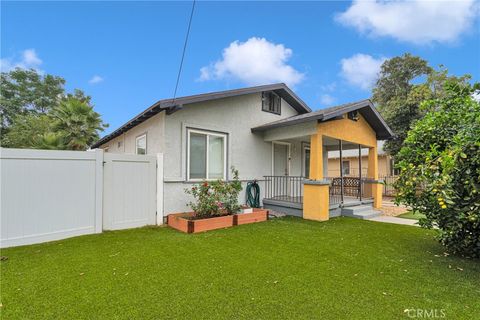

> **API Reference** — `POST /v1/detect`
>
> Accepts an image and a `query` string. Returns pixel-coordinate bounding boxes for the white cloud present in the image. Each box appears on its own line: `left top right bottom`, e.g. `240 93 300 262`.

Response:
473 91 480 102
89 75 104 84
340 53 386 90
320 82 337 93
320 94 336 106
199 37 305 87
0 49 43 72
336 0 479 44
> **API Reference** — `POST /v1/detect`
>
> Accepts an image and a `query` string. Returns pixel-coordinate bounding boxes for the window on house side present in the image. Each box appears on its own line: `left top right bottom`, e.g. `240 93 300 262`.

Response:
342 160 350 176
262 91 281 115
188 129 226 180
136 134 147 155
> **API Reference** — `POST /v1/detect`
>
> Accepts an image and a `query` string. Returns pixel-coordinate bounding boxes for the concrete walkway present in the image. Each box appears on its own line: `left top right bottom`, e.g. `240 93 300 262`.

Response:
367 216 420 227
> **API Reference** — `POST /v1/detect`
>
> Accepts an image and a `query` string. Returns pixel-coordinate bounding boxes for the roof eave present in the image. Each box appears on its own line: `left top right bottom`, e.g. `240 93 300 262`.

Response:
91 83 311 148
250 99 395 140
251 114 323 132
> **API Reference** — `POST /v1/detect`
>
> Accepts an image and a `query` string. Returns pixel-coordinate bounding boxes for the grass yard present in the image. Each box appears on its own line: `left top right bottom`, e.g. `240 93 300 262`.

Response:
1 217 479 319
398 211 427 220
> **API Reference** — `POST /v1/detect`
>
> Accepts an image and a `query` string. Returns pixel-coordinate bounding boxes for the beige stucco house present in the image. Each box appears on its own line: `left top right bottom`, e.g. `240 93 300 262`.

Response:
92 83 393 220
327 141 394 178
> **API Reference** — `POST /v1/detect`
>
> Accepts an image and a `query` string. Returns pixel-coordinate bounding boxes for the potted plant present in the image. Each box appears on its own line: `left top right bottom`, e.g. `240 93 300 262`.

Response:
168 167 268 233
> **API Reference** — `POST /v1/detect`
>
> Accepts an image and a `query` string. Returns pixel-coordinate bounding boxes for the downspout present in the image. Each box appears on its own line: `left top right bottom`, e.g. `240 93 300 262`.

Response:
339 140 344 206
359 144 362 202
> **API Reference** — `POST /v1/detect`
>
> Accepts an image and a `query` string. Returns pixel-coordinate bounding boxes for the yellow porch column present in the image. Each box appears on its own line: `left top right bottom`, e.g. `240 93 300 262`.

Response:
367 146 383 209
367 146 378 180
303 133 330 221
309 133 323 179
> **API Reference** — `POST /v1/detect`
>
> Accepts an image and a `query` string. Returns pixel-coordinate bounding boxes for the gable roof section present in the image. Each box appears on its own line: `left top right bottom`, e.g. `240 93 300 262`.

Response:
251 99 394 140
91 83 311 148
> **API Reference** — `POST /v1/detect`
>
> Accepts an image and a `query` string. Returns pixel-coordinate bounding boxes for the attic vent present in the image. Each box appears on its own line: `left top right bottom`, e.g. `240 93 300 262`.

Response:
348 111 359 121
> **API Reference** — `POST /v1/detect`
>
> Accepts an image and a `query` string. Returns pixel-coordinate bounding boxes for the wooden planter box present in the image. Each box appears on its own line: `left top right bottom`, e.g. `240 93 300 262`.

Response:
234 208 269 225
168 213 234 233
168 208 269 233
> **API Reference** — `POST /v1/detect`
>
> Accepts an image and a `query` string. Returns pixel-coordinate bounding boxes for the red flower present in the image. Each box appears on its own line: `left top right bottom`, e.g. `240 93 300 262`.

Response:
203 182 209 187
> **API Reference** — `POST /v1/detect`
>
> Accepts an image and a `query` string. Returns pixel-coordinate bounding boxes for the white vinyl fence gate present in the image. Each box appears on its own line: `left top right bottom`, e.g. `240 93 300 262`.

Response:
103 153 157 230
0 148 163 248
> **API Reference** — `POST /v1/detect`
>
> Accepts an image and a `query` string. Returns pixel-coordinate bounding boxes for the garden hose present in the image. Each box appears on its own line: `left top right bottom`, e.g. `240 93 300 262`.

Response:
246 180 261 208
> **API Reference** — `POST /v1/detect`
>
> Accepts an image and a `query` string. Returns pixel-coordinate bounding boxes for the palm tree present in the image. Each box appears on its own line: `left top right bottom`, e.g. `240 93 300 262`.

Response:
32 132 66 150
50 97 108 150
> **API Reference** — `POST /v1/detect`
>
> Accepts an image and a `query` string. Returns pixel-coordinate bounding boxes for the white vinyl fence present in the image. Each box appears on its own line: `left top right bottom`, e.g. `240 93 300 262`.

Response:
0 148 163 248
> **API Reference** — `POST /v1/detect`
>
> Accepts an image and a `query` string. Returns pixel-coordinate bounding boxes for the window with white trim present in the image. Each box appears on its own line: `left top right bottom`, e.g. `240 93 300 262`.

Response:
187 129 227 180
136 134 147 155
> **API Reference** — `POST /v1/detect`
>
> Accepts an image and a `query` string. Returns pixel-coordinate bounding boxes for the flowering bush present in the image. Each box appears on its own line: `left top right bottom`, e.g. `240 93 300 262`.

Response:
185 167 243 219
395 81 480 257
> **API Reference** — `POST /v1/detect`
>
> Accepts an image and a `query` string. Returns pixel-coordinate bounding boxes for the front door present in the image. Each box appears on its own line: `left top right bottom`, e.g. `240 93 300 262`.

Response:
273 143 289 176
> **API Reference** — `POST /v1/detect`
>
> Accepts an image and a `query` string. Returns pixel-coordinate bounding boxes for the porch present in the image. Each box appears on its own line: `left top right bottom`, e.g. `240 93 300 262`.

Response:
252 100 393 221
261 139 377 218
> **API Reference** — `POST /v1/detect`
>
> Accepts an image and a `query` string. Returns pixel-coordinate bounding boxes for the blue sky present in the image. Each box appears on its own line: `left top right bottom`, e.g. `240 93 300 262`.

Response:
2 1 480 135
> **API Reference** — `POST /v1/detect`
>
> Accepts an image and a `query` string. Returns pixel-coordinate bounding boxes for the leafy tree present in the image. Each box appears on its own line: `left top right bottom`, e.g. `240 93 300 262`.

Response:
373 55 471 157
1 68 107 150
1 114 52 148
0 68 65 131
372 54 432 156
395 81 480 257
49 97 108 150
373 54 432 106
63 88 92 105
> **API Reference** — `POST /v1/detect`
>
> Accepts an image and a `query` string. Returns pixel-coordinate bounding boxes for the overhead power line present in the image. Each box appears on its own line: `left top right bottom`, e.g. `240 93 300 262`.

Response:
172 0 196 104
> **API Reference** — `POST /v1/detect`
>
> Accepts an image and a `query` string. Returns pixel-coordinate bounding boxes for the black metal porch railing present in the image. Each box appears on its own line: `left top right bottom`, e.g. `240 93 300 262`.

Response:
263 176 374 206
263 176 305 204
382 175 398 196
327 177 368 205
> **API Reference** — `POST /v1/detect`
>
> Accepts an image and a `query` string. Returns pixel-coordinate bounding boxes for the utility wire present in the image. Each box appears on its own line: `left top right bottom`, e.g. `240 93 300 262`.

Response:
172 0 196 104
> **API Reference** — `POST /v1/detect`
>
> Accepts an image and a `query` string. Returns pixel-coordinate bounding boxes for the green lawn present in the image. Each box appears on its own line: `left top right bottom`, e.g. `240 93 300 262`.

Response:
398 211 427 220
1 217 479 319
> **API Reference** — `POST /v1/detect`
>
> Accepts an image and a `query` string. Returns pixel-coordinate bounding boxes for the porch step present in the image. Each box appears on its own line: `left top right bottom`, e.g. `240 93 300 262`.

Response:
341 205 381 220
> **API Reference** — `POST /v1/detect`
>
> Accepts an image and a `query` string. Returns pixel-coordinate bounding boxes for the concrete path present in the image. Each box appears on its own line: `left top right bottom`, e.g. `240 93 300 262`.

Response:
367 216 420 227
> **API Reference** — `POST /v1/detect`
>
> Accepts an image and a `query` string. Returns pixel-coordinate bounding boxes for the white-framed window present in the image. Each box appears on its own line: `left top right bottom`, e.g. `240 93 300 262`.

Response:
187 128 227 181
135 134 147 155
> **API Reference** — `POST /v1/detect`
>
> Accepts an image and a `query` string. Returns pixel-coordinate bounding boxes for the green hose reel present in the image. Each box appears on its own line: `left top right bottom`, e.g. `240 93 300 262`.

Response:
246 180 260 208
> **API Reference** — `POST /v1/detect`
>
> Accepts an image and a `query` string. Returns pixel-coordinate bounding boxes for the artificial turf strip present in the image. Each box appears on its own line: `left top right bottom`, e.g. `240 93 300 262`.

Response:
397 211 427 220
1 217 479 319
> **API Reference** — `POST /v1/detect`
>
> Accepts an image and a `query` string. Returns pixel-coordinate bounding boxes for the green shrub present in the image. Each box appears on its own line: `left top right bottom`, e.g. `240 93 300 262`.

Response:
395 81 480 257
185 167 243 219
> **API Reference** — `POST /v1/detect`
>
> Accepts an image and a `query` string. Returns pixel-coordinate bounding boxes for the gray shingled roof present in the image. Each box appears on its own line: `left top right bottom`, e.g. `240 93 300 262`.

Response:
251 99 394 140
91 83 311 148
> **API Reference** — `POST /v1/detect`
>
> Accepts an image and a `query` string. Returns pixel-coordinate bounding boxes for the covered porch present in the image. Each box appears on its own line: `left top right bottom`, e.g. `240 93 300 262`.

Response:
252 100 393 220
